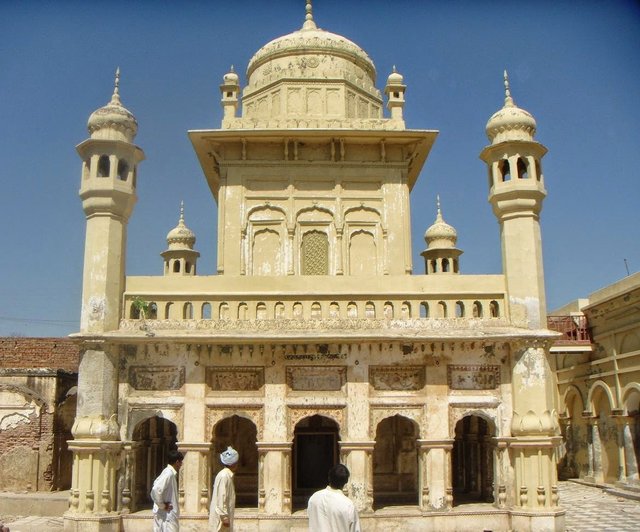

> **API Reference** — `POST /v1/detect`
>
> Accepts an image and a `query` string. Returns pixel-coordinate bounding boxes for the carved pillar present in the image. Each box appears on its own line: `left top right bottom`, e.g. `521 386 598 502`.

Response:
336 227 344 275
493 439 509 508
612 413 628 484
256 441 292 514
178 442 211 514
339 441 375 513
416 440 431 511
119 441 138 514
287 227 295 275
240 226 247 275
418 439 453 511
623 414 640 483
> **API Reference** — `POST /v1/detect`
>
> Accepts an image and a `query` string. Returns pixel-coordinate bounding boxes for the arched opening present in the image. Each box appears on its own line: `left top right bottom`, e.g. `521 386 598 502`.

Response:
130 303 140 319
329 302 340 318
384 302 394 319
456 301 465 318
401 302 411 319
173 260 181 273
238 303 248 320
490 301 500 318
498 159 511 181
593 387 619 483
373 415 419 508
212 415 258 508
97 155 110 177
438 301 448 318
131 416 178 512
365 301 375 318
256 302 267 320
183 302 193 319
185 262 192 274
202 302 211 319
219 303 230 320
558 390 587 480
274 302 285 319
430 259 437 273
420 302 429 318
453 258 459 273
347 302 358 318
292 415 340 510
293 302 303 319
52 390 76 490
164 302 173 319
517 157 529 179
148 302 158 320
473 301 483 318
452 415 495 505
311 302 322 319
117 159 129 181
442 258 450 273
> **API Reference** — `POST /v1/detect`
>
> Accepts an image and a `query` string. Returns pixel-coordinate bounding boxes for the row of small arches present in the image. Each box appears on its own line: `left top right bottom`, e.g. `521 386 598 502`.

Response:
493 156 542 184
130 299 501 320
83 154 137 184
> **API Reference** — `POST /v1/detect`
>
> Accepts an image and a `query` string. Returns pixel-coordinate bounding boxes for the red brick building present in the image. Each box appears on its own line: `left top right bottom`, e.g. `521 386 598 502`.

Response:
0 338 79 491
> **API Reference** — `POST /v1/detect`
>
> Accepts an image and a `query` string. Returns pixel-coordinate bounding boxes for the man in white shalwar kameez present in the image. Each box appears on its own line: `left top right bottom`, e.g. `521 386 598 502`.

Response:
150 450 184 532
209 446 239 531
308 464 361 532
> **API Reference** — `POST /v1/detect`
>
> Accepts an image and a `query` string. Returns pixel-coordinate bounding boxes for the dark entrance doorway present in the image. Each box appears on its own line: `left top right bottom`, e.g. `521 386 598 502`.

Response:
292 415 339 509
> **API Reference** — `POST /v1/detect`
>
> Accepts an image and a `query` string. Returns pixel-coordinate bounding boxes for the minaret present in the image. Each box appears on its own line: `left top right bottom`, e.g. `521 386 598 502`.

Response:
421 196 462 274
220 65 240 123
162 202 200 276
76 68 144 332
480 71 547 329
385 66 406 124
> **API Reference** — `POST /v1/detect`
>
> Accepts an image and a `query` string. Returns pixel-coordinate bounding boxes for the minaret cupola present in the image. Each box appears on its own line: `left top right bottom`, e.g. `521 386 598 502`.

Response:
161 202 200 276
385 66 406 123
220 65 240 121
421 196 462 274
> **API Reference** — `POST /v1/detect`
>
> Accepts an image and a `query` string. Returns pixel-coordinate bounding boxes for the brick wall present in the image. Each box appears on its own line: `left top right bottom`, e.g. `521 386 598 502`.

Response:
0 337 79 371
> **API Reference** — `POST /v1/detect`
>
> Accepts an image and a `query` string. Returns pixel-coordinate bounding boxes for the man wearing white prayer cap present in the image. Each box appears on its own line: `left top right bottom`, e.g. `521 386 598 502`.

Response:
208 446 239 530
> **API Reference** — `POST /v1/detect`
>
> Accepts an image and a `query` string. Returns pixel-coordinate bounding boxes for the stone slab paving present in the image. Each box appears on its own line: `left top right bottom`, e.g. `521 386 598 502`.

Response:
1 481 640 531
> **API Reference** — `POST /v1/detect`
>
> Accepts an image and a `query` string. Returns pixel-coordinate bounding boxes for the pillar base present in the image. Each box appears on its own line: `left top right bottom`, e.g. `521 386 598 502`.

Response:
511 509 566 532
64 513 121 532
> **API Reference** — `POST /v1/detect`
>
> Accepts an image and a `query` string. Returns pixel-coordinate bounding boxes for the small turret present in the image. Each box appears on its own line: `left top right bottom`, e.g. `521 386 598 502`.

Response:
161 202 200 276
421 196 462 274
220 65 240 121
385 66 406 123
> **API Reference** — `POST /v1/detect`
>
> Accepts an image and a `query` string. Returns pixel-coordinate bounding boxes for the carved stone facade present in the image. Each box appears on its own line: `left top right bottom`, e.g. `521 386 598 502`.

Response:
67 4 563 531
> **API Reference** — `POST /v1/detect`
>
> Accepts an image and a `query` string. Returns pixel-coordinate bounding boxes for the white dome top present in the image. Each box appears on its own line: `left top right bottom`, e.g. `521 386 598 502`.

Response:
87 69 138 143
424 199 458 249
166 203 196 250
486 71 536 144
246 1 376 87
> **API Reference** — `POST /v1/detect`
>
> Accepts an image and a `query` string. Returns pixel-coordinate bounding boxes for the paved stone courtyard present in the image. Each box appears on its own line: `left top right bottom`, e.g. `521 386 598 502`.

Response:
1 481 639 531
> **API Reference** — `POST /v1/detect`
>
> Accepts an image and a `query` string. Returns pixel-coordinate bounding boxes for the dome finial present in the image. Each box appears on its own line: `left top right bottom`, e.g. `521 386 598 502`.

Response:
111 67 122 105
303 0 317 30
179 200 185 223
503 69 514 107
436 194 444 222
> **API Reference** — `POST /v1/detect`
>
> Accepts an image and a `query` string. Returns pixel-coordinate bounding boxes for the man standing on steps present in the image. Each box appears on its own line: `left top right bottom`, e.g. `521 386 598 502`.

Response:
307 464 361 532
150 449 184 532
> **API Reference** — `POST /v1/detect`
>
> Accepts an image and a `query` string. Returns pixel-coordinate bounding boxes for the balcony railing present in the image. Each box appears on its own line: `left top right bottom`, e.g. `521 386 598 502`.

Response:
547 315 591 344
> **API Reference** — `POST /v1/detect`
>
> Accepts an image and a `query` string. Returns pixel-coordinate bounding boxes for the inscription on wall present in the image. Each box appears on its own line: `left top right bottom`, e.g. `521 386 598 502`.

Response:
448 365 500 390
130 366 185 391
206 367 264 391
370 366 425 391
286 366 346 391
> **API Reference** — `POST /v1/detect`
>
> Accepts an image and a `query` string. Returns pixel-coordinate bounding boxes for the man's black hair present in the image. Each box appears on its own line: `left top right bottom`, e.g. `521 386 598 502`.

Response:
168 450 184 464
328 463 350 489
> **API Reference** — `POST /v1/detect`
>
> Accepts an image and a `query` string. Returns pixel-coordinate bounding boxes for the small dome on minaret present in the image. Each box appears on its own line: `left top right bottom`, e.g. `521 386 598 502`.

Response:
87 68 138 143
166 202 196 250
485 70 536 144
223 65 239 85
421 197 463 275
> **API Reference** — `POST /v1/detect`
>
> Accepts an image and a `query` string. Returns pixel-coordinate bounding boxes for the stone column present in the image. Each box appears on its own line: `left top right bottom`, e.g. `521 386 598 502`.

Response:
416 440 431 511
256 442 292 514
510 341 562 514
623 415 640 483
65 343 122 532
612 412 628 484
418 439 453 510
493 439 509 508
178 442 212 514
339 441 375 513
336 227 344 275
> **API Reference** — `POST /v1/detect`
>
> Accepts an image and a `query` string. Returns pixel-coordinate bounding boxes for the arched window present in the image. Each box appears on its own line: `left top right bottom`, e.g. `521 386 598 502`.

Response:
456 301 465 318
130 303 140 319
311 302 322 319
401 302 411 319
347 302 358 318
183 302 193 319
97 155 110 177
498 159 510 181
490 300 500 318
173 261 181 273
442 258 450 273
365 302 375 318
430 259 437 273
420 302 429 318
256 302 267 320
473 301 483 318
438 301 448 318
238 303 248 320
329 302 340 318
148 302 158 320
219 303 230 320
274 302 285 319
384 302 393 319
202 302 211 319
164 302 173 319
293 302 303 319
117 159 129 181
517 157 528 179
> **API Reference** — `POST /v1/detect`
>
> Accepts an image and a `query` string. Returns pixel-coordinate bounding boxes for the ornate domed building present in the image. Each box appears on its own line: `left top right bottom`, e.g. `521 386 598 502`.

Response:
66 3 563 531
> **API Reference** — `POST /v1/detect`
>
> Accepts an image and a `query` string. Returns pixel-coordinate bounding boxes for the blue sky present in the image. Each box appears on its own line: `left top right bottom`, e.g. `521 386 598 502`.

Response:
1 0 638 337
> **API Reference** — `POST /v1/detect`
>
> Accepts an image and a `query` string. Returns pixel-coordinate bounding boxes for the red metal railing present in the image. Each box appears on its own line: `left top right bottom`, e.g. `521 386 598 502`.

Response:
547 315 592 343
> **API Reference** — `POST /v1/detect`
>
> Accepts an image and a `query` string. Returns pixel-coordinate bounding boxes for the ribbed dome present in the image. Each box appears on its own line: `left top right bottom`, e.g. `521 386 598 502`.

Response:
486 71 536 144
246 2 376 86
386 66 404 85
223 66 239 85
87 69 138 143
424 201 458 249
166 204 196 250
